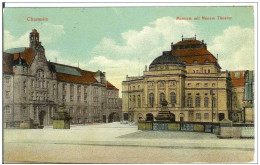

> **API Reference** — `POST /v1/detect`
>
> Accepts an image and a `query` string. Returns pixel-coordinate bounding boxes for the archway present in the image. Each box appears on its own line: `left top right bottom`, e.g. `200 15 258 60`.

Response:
123 113 129 120
108 112 120 123
39 111 46 126
169 112 176 122
137 113 144 121
146 113 154 122
219 113 225 121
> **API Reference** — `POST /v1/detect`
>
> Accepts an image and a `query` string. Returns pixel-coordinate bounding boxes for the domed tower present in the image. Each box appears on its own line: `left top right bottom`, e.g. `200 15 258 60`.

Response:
149 51 185 71
29 29 40 48
144 51 186 109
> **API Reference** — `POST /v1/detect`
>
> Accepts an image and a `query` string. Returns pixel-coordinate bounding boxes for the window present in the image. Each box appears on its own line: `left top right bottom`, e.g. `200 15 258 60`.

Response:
5 77 10 84
133 95 136 102
5 91 10 98
77 85 81 93
204 97 209 107
70 96 73 101
204 83 208 87
4 106 11 114
196 83 200 87
196 113 201 120
24 81 26 93
193 70 195 73
159 93 165 104
69 107 73 115
208 69 210 73
53 84 56 95
62 83 66 90
170 92 176 107
149 82 154 87
149 93 154 107
159 81 165 87
84 86 87 93
195 97 201 107
36 69 44 78
47 81 49 88
77 96 81 102
188 83 191 87
84 94 87 102
204 113 209 119
137 95 141 107
212 83 216 87
62 95 66 102
194 60 198 64
138 85 140 89
213 97 216 108
31 92 34 100
187 97 193 107
170 81 176 86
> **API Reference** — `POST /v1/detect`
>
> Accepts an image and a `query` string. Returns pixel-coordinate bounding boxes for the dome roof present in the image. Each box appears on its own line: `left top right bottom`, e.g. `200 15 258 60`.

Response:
150 51 185 68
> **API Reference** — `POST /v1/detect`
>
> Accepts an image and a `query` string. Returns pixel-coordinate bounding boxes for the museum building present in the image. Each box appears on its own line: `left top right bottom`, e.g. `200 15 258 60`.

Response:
3 29 121 127
122 36 254 123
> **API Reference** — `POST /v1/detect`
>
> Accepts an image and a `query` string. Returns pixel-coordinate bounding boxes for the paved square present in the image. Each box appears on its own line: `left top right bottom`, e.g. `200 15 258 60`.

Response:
3 123 255 163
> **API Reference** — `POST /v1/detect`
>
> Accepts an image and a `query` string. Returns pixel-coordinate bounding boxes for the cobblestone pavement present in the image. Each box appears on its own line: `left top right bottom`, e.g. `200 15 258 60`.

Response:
3 122 255 163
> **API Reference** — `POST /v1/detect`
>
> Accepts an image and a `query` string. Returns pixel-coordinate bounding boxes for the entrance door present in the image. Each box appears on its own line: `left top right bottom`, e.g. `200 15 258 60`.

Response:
39 111 46 126
218 113 225 121
103 115 106 123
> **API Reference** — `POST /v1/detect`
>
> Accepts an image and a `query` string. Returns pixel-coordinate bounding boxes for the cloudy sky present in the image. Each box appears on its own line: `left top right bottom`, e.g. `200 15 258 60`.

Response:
3 6 255 95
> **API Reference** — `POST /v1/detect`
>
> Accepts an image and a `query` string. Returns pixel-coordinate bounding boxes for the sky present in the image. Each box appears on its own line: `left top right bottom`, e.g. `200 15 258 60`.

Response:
3 6 255 95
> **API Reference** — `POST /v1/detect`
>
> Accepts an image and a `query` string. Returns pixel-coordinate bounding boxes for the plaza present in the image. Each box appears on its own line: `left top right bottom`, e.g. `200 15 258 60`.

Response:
3 122 255 163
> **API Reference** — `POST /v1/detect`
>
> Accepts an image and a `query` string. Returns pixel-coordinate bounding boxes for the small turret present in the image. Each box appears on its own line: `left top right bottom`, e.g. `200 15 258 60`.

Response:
29 29 40 48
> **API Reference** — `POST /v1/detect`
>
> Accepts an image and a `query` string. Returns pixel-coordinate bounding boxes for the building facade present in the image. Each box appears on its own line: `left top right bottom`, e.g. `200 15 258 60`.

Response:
3 29 121 127
122 37 244 123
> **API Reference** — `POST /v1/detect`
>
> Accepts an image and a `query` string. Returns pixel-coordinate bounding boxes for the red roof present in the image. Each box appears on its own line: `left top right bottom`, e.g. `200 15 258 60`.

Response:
3 53 14 74
13 48 36 66
3 50 118 90
174 40 202 46
106 81 118 90
230 71 246 87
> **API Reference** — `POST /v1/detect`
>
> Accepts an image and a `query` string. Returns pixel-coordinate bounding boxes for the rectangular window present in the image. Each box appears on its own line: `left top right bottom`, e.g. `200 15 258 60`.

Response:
6 91 10 98
84 94 87 102
196 83 200 87
212 83 216 87
5 77 10 84
204 113 209 119
70 96 73 101
77 96 81 102
204 83 208 87
196 113 201 120
188 83 191 86
4 106 11 114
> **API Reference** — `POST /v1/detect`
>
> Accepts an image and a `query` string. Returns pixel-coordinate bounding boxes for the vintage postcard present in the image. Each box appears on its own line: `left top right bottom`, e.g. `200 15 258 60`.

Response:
2 2 256 163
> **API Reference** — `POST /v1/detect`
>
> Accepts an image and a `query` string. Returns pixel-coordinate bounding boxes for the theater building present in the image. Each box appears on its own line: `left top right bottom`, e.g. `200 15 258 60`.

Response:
122 37 236 123
3 29 121 127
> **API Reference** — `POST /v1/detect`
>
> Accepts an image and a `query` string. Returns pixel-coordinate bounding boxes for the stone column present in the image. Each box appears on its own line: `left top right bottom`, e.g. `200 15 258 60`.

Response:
144 82 148 106
154 81 158 107
165 80 169 102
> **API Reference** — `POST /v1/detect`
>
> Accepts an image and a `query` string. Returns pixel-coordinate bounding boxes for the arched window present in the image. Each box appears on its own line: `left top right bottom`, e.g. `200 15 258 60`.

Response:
204 97 209 107
36 69 44 78
170 92 176 107
137 95 141 107
213 97 216 108
159 93 165 103
149 93 154 107
187 97 193 107
69 107 73 115
195 97 201 107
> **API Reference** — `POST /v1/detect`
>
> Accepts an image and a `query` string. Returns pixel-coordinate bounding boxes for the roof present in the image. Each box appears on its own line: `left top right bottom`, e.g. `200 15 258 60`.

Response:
106 81 119 90
3 53 14 74
13 47 36 66
174 40 202 46
230 71 246 87
171 38 220 67
49 62 98 84
150 51 185 68
49 62 118 90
